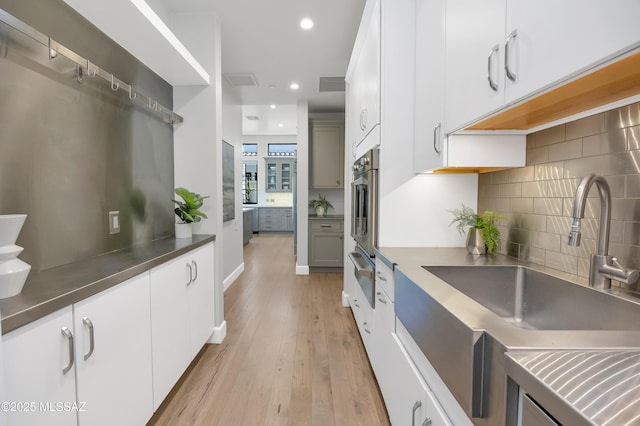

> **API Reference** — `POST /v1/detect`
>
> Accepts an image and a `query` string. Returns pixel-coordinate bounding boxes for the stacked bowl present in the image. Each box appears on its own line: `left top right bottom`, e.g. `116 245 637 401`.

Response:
0 214 30 299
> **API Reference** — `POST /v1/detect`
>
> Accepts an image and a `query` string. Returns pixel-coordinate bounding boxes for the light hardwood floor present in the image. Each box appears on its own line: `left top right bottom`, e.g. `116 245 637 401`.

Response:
148 234 390 426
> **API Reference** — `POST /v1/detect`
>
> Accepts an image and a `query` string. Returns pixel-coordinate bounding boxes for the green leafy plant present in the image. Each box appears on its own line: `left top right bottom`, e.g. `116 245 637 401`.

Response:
173 187 209 224
449 204 505 255
309 194 333 212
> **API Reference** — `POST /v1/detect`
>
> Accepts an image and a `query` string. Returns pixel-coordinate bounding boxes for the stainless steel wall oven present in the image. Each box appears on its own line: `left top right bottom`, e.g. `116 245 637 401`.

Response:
350 148 379 258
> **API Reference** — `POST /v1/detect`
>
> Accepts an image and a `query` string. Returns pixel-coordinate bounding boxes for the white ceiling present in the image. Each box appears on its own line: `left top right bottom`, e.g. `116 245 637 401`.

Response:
152 0 365 113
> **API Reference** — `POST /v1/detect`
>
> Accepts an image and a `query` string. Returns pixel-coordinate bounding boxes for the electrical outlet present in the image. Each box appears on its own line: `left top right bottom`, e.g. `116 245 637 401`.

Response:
109 211 120 234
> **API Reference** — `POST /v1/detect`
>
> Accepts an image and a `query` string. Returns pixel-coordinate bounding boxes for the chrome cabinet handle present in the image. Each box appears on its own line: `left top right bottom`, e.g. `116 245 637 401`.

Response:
505 29 518 82
186 263 193 286
82 317 95 361
191 260 198 282
363 322 371 334
360 108 368 131
412 400 422 426
61 327 74 375
433 122 441 155
376 292 387 304
422 417 432 426
487 44 499 91
376 271 387 282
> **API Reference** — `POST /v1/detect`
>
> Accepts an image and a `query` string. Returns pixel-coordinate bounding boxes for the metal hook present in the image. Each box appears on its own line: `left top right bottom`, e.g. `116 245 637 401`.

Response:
86 60 96 77
111 74 119 91
128 85 136 100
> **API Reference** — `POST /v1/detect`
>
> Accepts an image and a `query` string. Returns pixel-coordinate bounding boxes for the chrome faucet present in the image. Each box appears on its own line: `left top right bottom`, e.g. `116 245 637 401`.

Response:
568 174 639 289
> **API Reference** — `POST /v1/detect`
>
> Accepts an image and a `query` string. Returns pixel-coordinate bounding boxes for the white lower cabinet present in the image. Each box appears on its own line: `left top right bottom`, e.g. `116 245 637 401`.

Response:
3 307 77 426
73 272 153 426
150 242 215 410
3 272 154 426
350 276 374 355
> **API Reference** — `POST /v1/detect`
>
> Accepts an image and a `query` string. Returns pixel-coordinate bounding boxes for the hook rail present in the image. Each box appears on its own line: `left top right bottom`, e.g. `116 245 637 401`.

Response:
0 9 183 125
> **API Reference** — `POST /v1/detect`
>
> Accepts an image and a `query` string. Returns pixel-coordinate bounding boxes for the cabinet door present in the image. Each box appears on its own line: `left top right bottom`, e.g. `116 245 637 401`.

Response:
188 243 215 358
74 273 153 426
279 161 292 192
3 307 77 426
426 391 453 426
149 254 191 410
266 162 278 192
505 0 640 103
351 0 380 145
309 232 344 267
385 333 430 426
311 123 344 188
371 288 393 385
414 0 446 172
445 0 506 133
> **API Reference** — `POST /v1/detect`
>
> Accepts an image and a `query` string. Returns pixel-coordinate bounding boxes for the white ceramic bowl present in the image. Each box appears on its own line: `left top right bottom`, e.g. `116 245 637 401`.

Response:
0 214 27 246
0 258 31 299
0 245 24 261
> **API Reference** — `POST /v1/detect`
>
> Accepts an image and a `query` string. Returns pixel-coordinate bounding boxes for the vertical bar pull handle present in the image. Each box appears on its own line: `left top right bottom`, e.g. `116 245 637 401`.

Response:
505 29 518 82
186 263 193 286
433 122 441 155
191 260 198 282
82 317 95 360
61 327 74 375
487 44 499 91
412 400 422 426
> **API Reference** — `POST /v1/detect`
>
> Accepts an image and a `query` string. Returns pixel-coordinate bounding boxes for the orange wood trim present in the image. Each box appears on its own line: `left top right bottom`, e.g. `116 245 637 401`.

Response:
468 52 640 130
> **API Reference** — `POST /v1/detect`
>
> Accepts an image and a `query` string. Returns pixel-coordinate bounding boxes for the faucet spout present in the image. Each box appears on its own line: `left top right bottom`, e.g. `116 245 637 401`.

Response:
568 174 611 255
568 174 638 289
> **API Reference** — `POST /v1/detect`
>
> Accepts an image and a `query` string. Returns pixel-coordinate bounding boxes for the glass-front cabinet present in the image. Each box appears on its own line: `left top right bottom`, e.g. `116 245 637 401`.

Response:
264 158 294 192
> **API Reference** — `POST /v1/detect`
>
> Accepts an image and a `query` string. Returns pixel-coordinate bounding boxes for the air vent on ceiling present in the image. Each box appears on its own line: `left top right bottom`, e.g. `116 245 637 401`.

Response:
245 115 260 121
319 76 345 92
224 73 259 87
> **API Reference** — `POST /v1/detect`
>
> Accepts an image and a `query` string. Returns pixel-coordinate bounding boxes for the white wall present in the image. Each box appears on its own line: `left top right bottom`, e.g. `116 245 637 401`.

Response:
221 84 245 289
296 101 310 274
170 12 225 334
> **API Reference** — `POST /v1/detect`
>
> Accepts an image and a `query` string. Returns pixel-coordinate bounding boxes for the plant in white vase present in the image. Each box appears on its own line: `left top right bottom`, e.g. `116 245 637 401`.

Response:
172 187 209 239
309 194 333 217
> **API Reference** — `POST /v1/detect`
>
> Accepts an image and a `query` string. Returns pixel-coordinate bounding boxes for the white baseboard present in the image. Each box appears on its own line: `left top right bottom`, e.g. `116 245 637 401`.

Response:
341 290 350 307
223 262 244 292
296 264 309 275
208 320 227 344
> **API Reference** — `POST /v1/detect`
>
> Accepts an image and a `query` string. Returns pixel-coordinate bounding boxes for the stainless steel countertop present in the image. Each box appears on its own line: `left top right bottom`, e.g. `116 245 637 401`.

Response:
0 234 215 334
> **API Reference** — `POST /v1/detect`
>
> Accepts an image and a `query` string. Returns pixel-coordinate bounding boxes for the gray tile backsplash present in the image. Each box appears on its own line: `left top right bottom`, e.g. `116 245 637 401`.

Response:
479 101 640 288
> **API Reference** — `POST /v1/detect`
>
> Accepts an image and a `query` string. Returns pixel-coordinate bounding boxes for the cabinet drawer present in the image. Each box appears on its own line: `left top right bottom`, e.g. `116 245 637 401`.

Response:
375 257 394 302
310 220 344 232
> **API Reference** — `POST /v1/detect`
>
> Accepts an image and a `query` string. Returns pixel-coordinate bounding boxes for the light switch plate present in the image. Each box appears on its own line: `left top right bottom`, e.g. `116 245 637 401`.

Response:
109 211 120 234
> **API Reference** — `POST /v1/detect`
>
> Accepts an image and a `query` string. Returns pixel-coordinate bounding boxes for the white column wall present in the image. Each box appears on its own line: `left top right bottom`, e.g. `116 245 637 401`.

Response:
170 13 225 334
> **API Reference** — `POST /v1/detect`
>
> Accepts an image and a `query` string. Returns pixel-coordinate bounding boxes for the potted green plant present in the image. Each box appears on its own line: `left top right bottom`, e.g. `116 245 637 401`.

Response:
309 194 333 217
173 187 209 239
449 204 505 255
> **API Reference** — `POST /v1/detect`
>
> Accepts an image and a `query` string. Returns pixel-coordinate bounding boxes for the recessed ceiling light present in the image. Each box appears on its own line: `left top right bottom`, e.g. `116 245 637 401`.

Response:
270 105 276 109
300 18 314 30
279 123 284 127
290 83 299 90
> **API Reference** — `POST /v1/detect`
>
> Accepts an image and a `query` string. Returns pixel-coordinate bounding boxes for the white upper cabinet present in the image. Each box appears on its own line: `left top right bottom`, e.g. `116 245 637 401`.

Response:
416 0 525 172
414 0 446 172
504 0 640 104
347 0 381 148
444 0 506 133
445 0 640 133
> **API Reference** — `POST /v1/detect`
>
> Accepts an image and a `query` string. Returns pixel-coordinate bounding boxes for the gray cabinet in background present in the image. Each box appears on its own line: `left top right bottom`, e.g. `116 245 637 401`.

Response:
265 158 293 192
258 207 293 232
243 209 254 245
310 119 345 189
309 217 344 267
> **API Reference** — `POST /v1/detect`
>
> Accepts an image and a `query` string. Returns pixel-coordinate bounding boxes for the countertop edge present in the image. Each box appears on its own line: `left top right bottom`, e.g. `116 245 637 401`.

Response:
1 235 215 334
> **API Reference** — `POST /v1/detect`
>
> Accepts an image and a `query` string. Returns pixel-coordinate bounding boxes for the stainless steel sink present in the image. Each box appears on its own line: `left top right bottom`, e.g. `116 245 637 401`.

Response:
423 265 640 331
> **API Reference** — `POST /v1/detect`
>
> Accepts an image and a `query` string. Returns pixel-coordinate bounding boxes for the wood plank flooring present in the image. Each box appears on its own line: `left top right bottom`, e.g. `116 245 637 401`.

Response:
148 234 390 426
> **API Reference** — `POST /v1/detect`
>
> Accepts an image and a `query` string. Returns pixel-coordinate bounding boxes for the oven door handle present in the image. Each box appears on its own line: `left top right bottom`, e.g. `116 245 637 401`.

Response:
348 252 374 281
